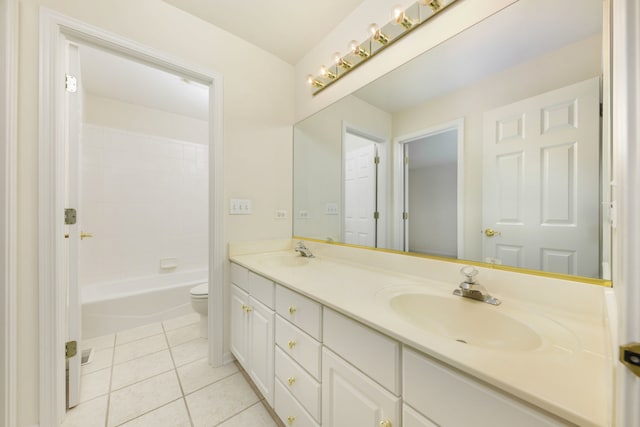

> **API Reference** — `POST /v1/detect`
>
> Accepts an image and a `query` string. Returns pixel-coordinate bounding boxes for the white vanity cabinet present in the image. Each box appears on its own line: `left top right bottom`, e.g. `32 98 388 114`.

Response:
322 308 401 427
274 285 323 426
230 264 275 406
403 347 570 427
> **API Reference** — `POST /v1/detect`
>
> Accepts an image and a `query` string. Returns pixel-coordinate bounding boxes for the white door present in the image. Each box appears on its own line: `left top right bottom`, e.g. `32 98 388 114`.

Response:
344 144 377 247
483 77 600 277
65 41 83 408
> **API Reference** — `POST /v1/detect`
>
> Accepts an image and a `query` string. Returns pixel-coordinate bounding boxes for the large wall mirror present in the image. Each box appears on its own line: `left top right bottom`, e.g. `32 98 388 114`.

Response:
293 0 611 283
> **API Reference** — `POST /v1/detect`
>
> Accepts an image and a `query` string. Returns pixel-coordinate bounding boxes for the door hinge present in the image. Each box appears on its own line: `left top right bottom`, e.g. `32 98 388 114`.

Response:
65 340 78 359
402 212 408 220
374 156 380 165
620 343 640 377
65 208 77 225
65 74 77 93
373 211 379 220
599 102 603 117
404 156 409 165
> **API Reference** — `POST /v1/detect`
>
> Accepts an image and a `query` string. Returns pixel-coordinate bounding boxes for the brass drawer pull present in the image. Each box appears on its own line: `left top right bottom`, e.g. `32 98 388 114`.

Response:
287 376 296 386
379 420 392 427
288 339 296 349
289 306 297 315
287 415 295 425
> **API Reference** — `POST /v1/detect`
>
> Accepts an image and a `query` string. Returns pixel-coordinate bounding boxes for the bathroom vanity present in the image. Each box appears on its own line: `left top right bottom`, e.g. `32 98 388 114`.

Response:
229 240 613 427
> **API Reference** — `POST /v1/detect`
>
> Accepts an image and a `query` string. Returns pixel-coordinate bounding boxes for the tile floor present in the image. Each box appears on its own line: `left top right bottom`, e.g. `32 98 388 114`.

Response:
63 313 282 427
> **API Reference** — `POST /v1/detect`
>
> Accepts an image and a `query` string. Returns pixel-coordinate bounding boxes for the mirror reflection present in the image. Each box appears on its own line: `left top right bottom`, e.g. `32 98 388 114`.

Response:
293 0 609 280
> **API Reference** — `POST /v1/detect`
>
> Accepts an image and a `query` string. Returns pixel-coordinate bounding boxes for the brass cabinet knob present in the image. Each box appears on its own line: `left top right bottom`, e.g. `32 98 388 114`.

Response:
287 415 295 425
484 228 501 237
288 306 297 315
80 231 93 240
288 339 296 349
287 376 296 386
241 304 248 311
245 306 253 313
379 420 392 427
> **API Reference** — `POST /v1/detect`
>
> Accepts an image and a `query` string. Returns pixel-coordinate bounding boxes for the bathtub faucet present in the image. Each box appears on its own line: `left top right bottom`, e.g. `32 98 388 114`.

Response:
295 241 314 258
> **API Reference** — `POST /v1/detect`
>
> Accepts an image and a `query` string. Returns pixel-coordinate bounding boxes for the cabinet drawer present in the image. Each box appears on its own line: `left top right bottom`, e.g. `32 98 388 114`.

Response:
403 404 438 427
403 347 568 427
230 263 248 291
275 346 321 423
248 271 275 308
276 285 322 341
276 315 321 380
275 379 320 427
323 308 400 395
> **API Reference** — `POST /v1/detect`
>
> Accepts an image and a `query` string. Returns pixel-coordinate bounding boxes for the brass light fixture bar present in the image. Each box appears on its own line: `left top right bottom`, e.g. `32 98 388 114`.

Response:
307 0 458 96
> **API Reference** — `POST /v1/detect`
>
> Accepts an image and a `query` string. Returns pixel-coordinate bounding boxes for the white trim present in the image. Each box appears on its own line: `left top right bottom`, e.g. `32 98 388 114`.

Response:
39 9 225 425
392 118 465 258
612 0 640 425
1 0 18 425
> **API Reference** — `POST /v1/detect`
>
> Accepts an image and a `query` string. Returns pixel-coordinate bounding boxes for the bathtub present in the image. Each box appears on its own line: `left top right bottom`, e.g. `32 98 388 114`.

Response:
81 269 207 339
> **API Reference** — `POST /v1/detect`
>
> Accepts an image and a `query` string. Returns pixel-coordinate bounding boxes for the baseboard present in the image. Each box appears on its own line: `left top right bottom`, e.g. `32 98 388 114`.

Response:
223 351 236 365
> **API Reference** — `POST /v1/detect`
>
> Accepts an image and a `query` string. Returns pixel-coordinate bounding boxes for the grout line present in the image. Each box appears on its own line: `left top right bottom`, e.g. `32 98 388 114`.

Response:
182 370 242 398
162 320 196 427
112 397 185 427
104 333 117 427
212 400 264 427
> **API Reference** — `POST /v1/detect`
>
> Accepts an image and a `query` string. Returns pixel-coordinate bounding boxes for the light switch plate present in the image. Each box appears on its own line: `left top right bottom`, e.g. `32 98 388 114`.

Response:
230 199 252 215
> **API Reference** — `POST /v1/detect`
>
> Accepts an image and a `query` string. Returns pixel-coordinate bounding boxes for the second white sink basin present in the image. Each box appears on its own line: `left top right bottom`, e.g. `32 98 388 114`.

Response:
390 293 543 351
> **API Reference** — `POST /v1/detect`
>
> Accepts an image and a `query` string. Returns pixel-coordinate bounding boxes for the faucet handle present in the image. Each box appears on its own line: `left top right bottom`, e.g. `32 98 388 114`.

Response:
460 266 479 284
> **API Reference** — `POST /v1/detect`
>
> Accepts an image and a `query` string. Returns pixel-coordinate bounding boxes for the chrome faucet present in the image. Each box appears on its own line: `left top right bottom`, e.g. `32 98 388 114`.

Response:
453 266 501 305
294 241 314 258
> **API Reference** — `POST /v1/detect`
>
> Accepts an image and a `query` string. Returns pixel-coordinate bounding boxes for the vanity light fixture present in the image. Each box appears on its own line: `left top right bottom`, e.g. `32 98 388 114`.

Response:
307 0 457 95
333 52 353 69
349 40 370 58
392 5 415 29
369 23 390 45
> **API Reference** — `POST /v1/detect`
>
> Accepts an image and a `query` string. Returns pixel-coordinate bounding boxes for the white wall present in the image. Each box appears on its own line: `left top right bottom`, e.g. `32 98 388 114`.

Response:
84 94 209 145
80 125 208 287
393 35 602 261
17 0 294 424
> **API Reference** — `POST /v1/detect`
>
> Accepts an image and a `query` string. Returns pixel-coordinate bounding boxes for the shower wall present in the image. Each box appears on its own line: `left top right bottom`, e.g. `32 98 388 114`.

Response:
79 123 209 287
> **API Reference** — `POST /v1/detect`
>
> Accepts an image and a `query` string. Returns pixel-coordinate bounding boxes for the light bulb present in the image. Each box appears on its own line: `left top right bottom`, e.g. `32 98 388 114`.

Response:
334 52 353 69
368 23 389 45
320 65 336 80
420 0 442 12
391 5 414 29
348 40 370 58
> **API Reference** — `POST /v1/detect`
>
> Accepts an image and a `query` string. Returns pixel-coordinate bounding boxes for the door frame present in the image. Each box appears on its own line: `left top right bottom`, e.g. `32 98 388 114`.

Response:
38 9 225 425
0 0 18 426
341 122 389 247
393 118 464 256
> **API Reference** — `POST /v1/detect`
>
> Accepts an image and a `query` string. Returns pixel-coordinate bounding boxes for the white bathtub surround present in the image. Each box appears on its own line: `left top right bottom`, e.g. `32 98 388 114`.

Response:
82 269 207 338
80 124 209 286
229 239 613 427
64 314 279 427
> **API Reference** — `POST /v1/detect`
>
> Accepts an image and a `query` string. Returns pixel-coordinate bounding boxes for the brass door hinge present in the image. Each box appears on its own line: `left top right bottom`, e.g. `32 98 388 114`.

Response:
402 212 408 220
620 343 640 377
65 340 77 359
374 211 380 220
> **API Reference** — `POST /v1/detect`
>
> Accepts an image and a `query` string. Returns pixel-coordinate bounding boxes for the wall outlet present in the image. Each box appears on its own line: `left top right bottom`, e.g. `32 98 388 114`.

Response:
325 203 339 215
275 210 287 219
230 198 252 215
298 210 309 219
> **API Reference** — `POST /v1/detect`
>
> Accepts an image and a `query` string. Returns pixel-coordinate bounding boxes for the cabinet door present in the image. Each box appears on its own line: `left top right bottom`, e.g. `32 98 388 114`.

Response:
322 348 400 427
230 284 249 367
248 296 275 407
403 404 438 427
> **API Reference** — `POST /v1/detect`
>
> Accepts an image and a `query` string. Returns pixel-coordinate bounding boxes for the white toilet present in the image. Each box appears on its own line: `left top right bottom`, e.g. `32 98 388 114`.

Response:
190 283 208 338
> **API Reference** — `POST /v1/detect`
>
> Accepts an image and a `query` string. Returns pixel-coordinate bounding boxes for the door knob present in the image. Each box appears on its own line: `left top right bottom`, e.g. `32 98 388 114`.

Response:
484 228 501 237
80 231 93 240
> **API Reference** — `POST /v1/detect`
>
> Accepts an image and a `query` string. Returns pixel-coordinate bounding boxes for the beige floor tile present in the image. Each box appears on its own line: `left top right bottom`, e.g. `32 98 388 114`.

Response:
111 350 174 391
166 323 200 347
62 395 108 427
170 338 208 367
163 312 199 331
116 322 164 345
119 398 191 427
186 372 260 427
79 367 111 403
177 357 239 394
218 402 279 427
108 370 182 427
114 333 168 364
82 333 116 351
81 347 114 375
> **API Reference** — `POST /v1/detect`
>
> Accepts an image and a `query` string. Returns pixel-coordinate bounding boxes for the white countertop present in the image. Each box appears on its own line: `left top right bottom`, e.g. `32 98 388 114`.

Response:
229 240 612 427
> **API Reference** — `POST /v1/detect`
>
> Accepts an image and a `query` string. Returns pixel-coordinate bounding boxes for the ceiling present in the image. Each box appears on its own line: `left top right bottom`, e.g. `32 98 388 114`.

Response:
161 0 367 64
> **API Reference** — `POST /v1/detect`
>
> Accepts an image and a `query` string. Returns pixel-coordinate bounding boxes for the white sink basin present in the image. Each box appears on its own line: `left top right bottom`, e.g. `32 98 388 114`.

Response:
255 252 312 268
389 293 544 352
